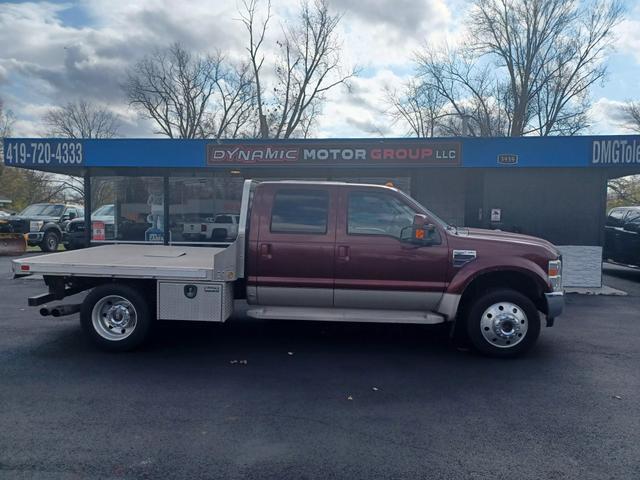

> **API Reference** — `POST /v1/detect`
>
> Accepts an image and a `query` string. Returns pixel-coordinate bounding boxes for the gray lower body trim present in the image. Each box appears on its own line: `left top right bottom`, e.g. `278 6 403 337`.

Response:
334 288 442 311
246 306 446 324
435 293 461 320
257 286 333 307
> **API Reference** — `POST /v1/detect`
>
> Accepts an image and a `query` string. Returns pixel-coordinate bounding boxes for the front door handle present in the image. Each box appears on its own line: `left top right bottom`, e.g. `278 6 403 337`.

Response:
260 243 272 258
337 245 350 261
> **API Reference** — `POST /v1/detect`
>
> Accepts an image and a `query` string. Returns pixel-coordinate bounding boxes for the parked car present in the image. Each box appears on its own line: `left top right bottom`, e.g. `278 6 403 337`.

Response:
182 213 240 241
13 180 564 357
63 204 115 250
0 203 83 251
604 206 640 267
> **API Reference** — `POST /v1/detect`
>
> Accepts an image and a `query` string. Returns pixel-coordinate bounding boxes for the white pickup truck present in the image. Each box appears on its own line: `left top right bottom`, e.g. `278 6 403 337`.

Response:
182 213 240 241
12 180 564 357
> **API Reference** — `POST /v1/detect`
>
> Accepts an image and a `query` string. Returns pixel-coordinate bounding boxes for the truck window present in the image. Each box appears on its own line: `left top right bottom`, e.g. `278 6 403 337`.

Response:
606 209 626 227
348 191 415 239
215 215 233 224
270 190 328 234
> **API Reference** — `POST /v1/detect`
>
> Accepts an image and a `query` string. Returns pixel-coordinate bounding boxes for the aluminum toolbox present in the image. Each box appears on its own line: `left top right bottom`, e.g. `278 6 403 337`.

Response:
157 281 234 322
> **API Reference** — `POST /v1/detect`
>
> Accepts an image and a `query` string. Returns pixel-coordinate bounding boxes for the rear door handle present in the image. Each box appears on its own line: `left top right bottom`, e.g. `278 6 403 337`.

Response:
260 243 272 258
337 245 350 261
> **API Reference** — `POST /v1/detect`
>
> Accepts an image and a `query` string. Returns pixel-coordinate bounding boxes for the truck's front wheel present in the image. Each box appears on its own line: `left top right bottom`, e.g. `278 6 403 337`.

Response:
80 284 152 351
465 289 540 357
41 230 59 252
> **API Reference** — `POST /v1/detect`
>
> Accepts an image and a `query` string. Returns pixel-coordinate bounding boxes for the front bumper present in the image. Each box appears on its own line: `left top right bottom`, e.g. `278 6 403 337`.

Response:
544 292 564 326
27 232 44 244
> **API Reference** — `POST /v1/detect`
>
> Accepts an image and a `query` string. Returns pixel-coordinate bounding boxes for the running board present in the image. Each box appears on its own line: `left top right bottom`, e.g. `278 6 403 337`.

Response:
246 306 446 324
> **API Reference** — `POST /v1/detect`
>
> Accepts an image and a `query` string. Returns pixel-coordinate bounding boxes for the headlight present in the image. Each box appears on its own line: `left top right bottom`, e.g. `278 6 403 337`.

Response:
548 259 562 292
30 220 44 232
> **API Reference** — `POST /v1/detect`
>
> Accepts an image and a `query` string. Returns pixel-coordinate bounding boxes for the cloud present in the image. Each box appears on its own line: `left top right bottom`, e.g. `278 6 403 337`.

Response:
588 97 632 134
333 0 450 33
4 0 630 138
316 69 410 138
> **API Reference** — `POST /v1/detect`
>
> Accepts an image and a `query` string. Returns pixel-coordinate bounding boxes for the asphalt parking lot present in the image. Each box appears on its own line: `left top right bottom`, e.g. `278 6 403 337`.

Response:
1 254 639 479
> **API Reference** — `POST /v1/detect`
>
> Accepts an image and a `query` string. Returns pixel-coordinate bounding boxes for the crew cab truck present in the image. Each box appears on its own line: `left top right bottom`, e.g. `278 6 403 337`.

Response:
12 180 564 357
1 203 84 252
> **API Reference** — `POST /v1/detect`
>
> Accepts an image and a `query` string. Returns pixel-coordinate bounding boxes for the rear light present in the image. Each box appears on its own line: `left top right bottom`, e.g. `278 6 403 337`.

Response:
20 264 30 271
201 224 207 232
548 259 562 292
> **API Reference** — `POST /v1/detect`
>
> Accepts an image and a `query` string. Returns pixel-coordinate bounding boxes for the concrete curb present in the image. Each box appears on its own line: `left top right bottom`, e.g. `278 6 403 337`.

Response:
565 285 628 296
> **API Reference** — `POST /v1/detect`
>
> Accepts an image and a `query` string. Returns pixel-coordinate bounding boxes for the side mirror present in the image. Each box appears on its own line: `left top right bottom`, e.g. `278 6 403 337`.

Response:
401 214 437 245
68 211 77 220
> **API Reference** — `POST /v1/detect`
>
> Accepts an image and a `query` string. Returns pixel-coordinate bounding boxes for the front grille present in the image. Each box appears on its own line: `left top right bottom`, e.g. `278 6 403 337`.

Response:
0 220 28 234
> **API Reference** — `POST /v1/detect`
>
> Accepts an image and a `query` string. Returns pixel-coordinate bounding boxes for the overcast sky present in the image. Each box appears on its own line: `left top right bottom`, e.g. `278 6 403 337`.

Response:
1 0 639 138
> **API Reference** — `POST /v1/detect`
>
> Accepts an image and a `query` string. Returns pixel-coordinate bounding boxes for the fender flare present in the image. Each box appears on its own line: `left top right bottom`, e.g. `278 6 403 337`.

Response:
447 257 549 295
42 222 63 238
437 257 549 320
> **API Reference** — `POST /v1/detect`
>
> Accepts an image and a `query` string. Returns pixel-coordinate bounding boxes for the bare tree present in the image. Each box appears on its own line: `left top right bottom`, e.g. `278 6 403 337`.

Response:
126 43 256 139
620 101 640 133
44 100 121 139
416 47 511 137
0 98 15 180
0 99 67 209
240 0 357 138
385 80 448 137
609 175 640 207
405 0 623 138
200 63 257 139
0 98 12 143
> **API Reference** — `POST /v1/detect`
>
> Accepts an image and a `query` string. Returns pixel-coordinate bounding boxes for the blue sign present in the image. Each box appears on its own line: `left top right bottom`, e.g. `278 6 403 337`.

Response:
4 135 640 172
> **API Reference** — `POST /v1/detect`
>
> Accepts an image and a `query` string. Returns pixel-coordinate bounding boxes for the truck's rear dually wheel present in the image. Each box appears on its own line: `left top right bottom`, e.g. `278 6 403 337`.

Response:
465 289 540 357
80 284 152 351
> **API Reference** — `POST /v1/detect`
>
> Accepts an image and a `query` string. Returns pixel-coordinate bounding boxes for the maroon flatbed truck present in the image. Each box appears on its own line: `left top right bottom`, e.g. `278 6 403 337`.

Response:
13 180 564 357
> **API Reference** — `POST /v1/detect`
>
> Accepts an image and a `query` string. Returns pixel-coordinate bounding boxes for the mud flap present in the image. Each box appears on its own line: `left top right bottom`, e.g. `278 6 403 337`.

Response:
0 233 27 256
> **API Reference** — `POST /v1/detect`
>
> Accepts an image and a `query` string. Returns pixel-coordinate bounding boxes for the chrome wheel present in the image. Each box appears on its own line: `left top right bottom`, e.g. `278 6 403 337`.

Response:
91 295 138 341
480 301 528 349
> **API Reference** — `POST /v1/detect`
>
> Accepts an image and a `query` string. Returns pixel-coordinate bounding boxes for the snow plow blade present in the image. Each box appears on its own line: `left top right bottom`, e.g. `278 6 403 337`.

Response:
0 234 27 256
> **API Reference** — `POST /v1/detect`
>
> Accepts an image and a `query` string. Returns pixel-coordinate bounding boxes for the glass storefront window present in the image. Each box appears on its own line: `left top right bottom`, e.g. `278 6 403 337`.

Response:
168 177 243 244
91 177 164 243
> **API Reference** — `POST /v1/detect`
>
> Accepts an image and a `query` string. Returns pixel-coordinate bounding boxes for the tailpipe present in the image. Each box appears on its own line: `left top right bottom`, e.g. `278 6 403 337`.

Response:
40 307 52 317
50 304 81 317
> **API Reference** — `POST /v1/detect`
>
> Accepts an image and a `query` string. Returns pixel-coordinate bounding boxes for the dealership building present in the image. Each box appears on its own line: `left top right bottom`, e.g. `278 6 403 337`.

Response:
3 135 640 285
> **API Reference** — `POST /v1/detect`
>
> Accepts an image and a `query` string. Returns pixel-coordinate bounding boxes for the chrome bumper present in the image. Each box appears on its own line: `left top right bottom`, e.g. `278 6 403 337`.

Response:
544 292 564 326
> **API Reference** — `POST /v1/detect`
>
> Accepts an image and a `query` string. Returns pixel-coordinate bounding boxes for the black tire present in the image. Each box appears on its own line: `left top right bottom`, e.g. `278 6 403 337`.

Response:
40 230 59 252
465 288 541 358
80 283 153 352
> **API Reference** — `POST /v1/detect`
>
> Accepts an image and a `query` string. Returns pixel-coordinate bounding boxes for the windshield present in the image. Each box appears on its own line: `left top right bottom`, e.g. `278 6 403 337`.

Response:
395 189 451 229
19 204 64 217
93 204 114 217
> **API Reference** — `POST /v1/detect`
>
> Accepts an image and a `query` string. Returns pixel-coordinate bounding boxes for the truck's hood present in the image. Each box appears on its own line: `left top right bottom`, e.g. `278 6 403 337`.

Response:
452 227 560 257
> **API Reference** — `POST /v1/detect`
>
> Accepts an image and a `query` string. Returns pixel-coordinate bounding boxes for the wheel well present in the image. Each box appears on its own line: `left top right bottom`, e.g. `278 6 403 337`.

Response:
75 278 157 305
457 270 545 319
43 226 61 238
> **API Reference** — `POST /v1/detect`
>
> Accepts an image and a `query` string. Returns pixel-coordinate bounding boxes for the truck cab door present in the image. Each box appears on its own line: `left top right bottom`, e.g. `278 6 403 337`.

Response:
252 184 337 307
334 187 449 311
